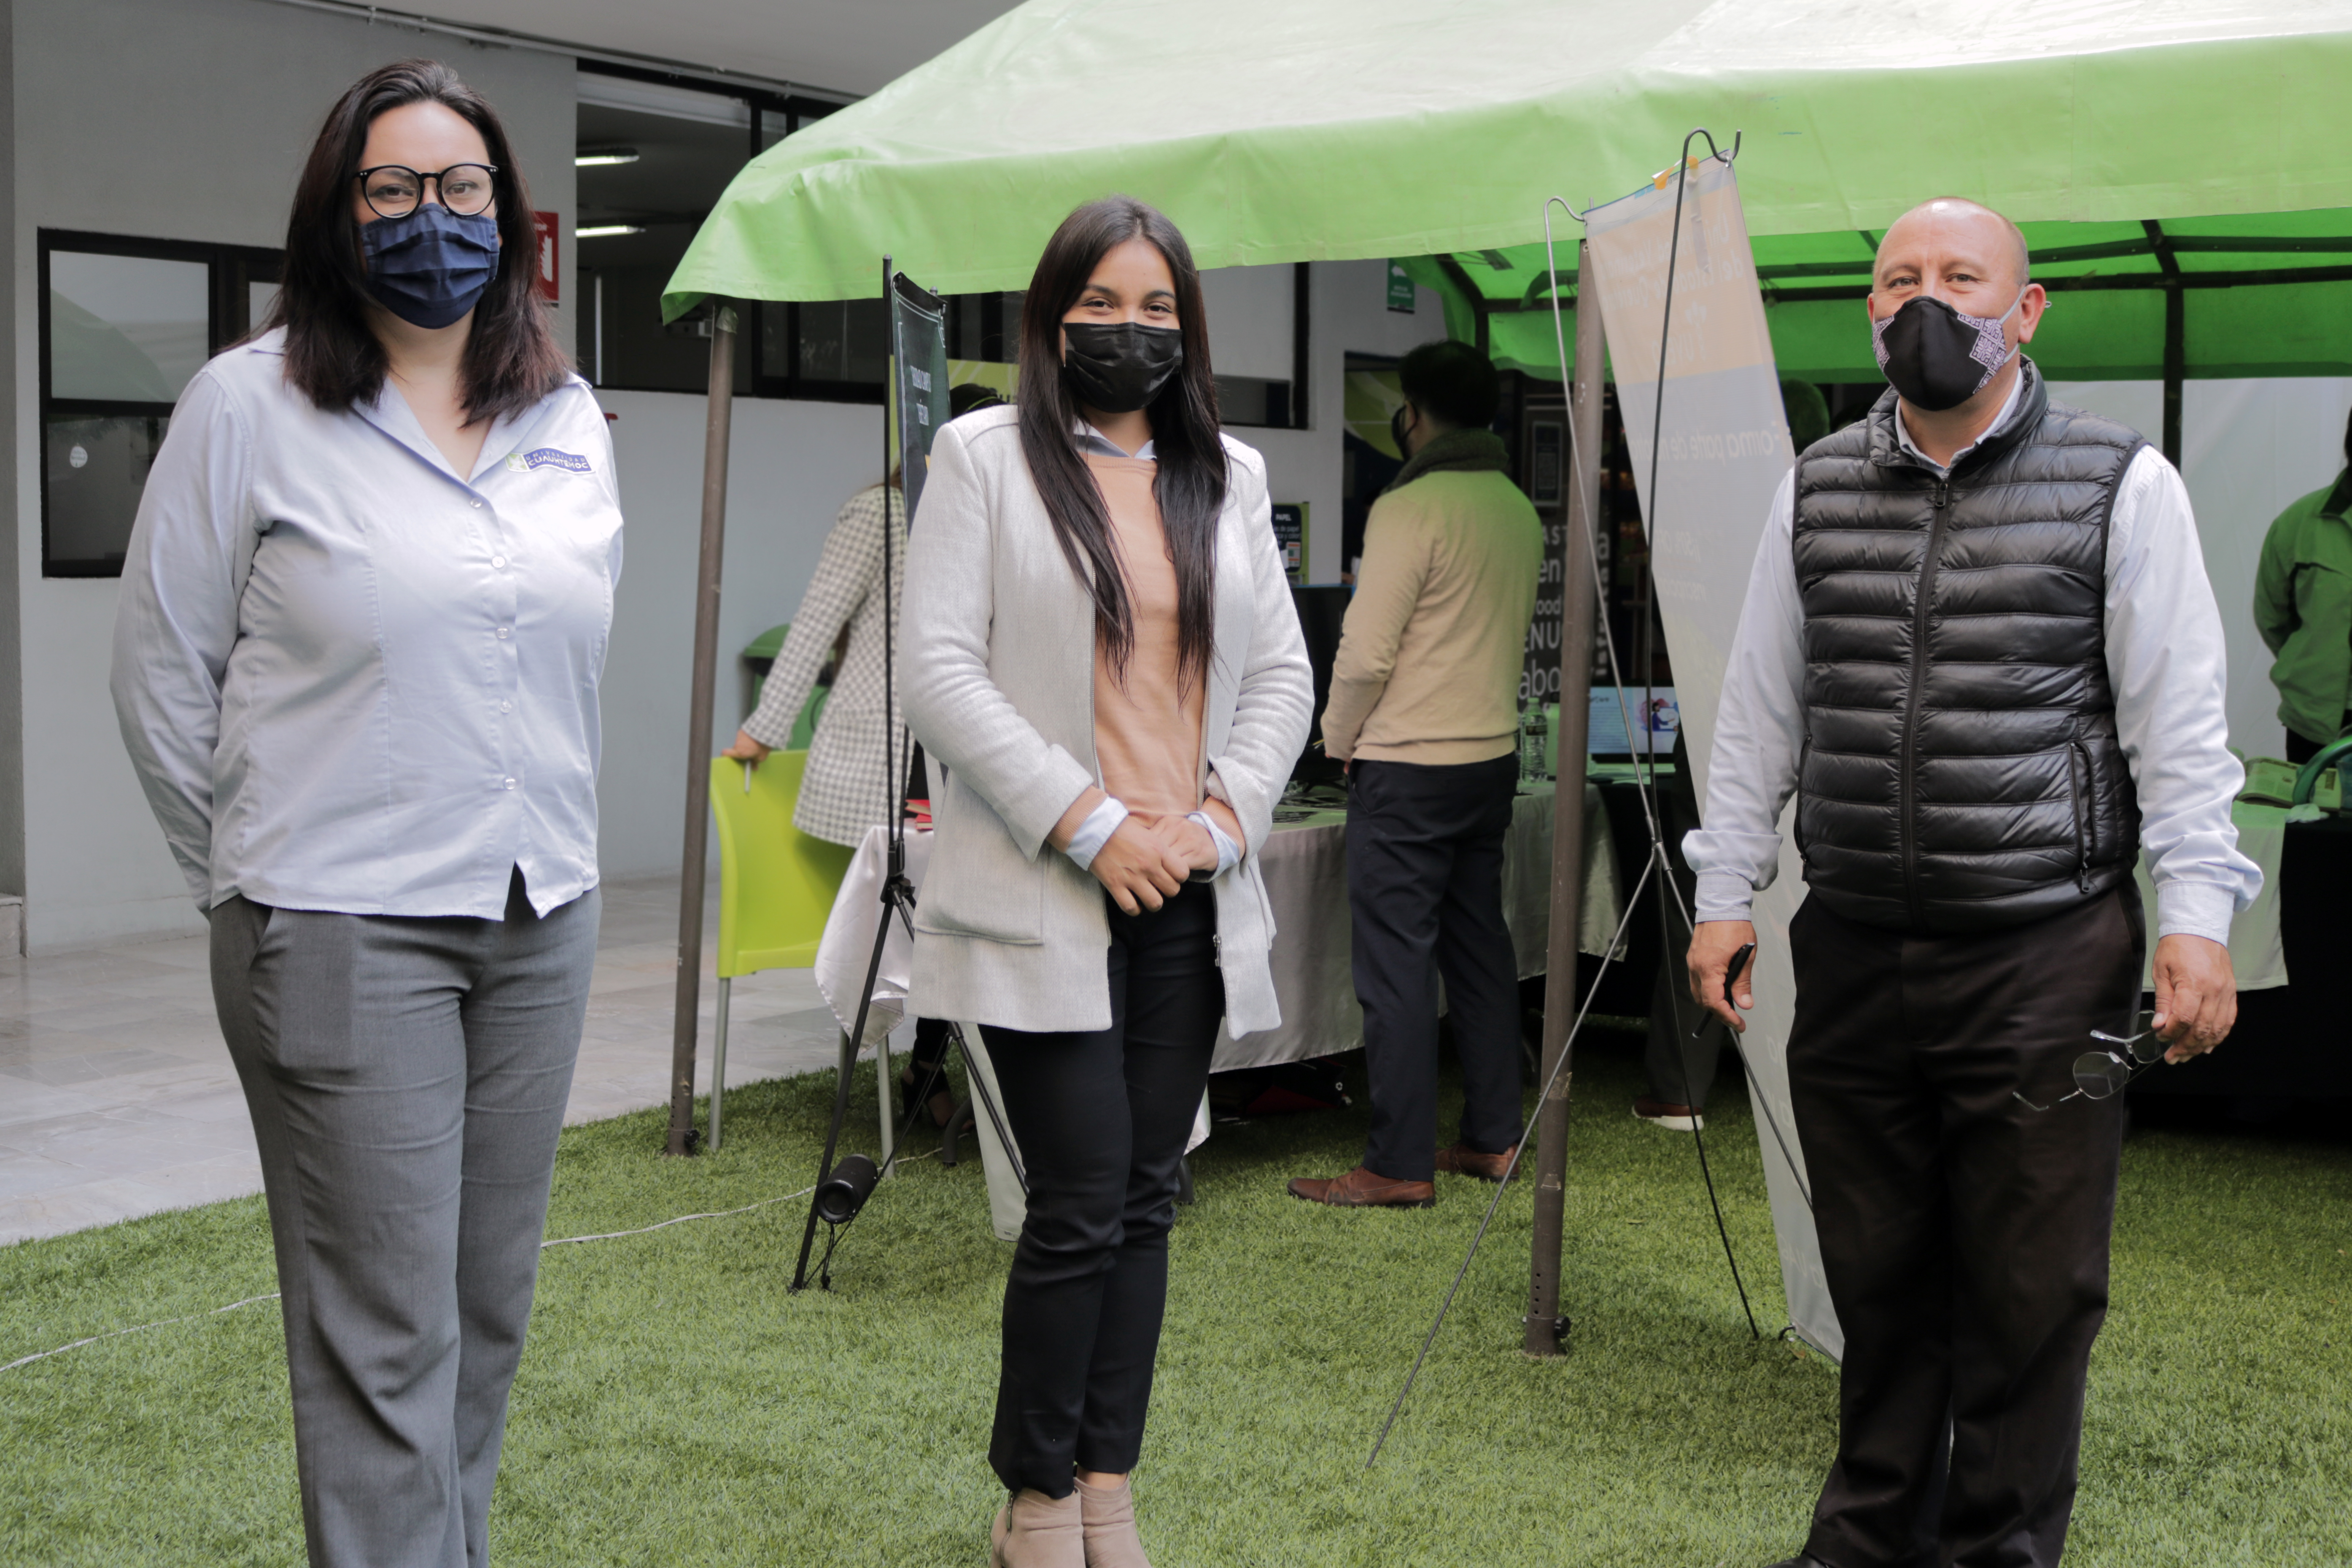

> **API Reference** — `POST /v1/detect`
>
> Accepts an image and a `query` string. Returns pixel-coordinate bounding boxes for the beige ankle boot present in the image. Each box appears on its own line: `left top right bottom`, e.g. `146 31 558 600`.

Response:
1073 1475 1151 1568
989 1487 1084 1568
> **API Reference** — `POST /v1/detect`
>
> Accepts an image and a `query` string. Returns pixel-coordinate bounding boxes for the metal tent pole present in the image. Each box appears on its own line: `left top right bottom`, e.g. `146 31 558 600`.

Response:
1524 244 1605 1356
665 303 739 1157
2145 221 2186 467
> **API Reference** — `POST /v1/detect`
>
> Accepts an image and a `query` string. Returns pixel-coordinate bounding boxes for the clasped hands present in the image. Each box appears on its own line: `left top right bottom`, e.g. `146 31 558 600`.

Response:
1086 814 1219 914
728 733 1231 917
1049 787 1234 915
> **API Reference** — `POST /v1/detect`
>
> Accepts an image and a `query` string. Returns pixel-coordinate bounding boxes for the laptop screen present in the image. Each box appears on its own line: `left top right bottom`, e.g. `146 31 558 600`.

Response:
1587 686 1680 760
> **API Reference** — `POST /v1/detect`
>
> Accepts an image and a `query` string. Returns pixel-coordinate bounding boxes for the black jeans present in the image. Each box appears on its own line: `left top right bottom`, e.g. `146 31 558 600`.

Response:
1643 749 1727 1110
1788 886 2142 1568
981 882 1223 1497
1347 754 1524 1182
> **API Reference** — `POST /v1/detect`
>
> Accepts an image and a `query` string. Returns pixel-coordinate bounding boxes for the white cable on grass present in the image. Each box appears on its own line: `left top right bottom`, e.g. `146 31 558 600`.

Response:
0 1151 925 1374
0 1292 282 1374
537 1182 818 1249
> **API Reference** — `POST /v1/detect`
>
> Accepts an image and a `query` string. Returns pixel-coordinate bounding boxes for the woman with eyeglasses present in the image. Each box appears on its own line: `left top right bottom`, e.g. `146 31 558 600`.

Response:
111 59 614 1567
900 197 1312 1567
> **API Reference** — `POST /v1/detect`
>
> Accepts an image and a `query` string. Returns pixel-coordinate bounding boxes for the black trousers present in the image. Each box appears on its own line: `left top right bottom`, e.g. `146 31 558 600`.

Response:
981 882 1223 1497
1349 754 1524 1182
1643 746 1727 1110
1789 886 2143 1568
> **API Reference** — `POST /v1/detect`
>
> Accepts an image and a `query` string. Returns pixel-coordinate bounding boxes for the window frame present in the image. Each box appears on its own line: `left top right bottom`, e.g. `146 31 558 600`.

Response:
38 228 281 579
579 64 1032 407
578 62 895 404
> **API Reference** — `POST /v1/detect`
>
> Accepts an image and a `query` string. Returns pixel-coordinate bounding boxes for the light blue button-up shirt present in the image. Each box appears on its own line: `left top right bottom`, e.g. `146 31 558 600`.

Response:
111 329 623 919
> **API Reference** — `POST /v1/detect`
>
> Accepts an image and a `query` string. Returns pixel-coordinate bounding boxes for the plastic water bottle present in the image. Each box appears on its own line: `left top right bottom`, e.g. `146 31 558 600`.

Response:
1520 703 1549 787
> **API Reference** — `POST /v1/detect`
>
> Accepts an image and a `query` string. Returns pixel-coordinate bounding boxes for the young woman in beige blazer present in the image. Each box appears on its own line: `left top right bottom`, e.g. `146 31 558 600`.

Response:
900 197 1311 1568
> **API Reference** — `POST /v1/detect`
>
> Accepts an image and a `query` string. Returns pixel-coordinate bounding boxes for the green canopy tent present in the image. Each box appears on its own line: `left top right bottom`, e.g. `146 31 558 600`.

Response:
665 0 2352 310
1401 210 2352 462
652 0 2352 1349
661 0 2352 459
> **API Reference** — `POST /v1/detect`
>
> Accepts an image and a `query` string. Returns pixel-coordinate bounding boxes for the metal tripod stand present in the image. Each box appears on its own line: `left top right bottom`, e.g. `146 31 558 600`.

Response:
787 833 1027 1292
789 256 1026 1292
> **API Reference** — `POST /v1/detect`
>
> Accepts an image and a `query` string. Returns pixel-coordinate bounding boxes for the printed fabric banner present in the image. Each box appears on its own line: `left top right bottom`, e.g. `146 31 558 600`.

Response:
1582 153 1840 1358
890 272 952 521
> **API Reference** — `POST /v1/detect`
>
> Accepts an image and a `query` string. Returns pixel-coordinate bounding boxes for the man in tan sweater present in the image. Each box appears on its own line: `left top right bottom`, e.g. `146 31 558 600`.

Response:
1291 341 1541 1208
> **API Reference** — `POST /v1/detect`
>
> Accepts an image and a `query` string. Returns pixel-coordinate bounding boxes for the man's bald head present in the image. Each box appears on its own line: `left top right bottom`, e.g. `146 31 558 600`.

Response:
1877 198 2032 294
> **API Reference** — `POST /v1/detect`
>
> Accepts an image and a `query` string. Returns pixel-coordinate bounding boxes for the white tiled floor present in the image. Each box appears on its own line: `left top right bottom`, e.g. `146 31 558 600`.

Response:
0 876 849 1245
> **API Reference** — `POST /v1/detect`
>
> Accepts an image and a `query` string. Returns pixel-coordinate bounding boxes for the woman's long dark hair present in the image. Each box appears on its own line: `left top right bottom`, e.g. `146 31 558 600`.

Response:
1018 197 1226 690
264 59 568 422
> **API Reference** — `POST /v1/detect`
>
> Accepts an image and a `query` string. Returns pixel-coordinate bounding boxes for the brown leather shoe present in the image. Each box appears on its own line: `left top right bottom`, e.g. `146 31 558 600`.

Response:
1288 1165 1436 1208
1633 1096 1705 1132
1433 1141 1518 1181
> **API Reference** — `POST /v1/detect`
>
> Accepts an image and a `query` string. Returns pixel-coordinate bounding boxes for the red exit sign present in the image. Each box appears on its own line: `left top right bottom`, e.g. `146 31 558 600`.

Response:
533 212 559 302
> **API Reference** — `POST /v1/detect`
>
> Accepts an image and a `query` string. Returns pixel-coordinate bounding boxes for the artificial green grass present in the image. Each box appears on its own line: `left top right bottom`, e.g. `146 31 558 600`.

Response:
4 1037 2348 1566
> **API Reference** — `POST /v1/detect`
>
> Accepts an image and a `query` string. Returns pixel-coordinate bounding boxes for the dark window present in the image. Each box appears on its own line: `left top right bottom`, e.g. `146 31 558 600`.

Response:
39 230 279 578
944 291 1025 364
577 67 1020 405
1215 376 1293 429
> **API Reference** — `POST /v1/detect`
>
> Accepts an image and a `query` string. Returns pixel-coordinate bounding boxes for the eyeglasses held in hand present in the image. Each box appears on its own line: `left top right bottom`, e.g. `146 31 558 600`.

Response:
2013 1016 2164 1113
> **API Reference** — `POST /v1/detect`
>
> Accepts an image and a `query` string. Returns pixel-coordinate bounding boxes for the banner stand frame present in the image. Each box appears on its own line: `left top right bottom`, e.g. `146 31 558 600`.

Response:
1524 239 1605 1356
666 303 739 1157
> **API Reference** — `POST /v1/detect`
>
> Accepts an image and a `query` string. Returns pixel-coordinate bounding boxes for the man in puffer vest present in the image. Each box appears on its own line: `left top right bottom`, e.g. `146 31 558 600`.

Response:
1685 199 2260 1568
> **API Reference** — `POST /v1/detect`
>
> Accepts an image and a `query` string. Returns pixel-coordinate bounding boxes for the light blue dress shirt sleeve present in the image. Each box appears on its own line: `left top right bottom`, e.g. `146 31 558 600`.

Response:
111 369 261 904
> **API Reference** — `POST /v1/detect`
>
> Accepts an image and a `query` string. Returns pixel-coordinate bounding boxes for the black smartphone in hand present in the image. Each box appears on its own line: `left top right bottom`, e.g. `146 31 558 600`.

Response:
1694 941 1757 1038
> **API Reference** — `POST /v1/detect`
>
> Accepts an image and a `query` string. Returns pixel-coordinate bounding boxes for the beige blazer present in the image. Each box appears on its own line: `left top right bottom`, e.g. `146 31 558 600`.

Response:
899 404 1313 1037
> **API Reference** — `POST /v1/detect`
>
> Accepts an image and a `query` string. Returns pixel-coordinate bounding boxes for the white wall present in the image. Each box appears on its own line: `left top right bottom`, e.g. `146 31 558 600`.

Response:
594 389 881 879
1199 264 1294 382
2182 378 2352 757
1220 258 1445 586
2047 378 2352 763
13 0 577 950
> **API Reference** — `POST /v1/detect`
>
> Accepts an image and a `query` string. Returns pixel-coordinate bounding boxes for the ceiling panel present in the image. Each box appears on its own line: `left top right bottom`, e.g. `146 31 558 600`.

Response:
422 0 1021 95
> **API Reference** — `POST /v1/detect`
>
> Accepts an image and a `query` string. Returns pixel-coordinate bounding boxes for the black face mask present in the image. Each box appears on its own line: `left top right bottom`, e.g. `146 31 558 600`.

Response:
1871 290 2022 412
1062 321 1183 414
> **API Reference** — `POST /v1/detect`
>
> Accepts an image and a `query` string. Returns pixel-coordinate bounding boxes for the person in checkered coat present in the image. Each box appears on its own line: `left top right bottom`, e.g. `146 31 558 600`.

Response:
723 480 910 845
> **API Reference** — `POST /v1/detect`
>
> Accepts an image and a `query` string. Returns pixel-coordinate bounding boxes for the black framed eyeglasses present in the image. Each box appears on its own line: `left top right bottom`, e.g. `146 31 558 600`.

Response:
354 164 498 221
2014 1013 2166 1113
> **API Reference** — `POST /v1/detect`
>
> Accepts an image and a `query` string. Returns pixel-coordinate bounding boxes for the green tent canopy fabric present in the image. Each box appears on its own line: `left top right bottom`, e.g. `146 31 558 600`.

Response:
665 0 2352 372
1403 208 2352 382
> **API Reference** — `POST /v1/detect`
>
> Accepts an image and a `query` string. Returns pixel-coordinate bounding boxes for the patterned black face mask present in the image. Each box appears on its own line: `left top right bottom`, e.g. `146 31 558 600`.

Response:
1871 289 2022 412
1061 321 1183 414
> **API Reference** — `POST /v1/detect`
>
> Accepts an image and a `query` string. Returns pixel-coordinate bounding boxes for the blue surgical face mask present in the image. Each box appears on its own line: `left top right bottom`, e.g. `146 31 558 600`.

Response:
360 204 500 329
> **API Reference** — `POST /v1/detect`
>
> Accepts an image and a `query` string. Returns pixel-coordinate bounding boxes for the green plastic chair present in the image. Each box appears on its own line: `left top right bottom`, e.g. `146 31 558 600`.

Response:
742 622 832 748
707 749 854 1150
2291 736 2352 809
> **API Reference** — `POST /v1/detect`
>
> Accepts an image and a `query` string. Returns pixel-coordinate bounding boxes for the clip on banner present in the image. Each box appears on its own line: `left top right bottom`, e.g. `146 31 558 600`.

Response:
890 271 953 520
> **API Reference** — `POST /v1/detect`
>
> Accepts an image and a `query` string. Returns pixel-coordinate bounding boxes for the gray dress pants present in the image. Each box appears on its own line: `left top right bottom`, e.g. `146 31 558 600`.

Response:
210 870 598 1568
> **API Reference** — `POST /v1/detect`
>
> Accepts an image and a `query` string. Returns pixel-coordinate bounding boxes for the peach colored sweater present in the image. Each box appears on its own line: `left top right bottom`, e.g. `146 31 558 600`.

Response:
1085 453 1203 824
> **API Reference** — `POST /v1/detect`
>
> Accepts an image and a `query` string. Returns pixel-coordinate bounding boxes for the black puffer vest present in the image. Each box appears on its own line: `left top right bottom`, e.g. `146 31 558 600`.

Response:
1792 363 2144 934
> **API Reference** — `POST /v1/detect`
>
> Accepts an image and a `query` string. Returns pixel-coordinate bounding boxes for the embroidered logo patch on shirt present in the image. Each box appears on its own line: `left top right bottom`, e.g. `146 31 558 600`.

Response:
506 447 593 474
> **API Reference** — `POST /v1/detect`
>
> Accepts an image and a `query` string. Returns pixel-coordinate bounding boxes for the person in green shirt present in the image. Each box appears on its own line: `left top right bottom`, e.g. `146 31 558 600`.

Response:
2253 407 2352 765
